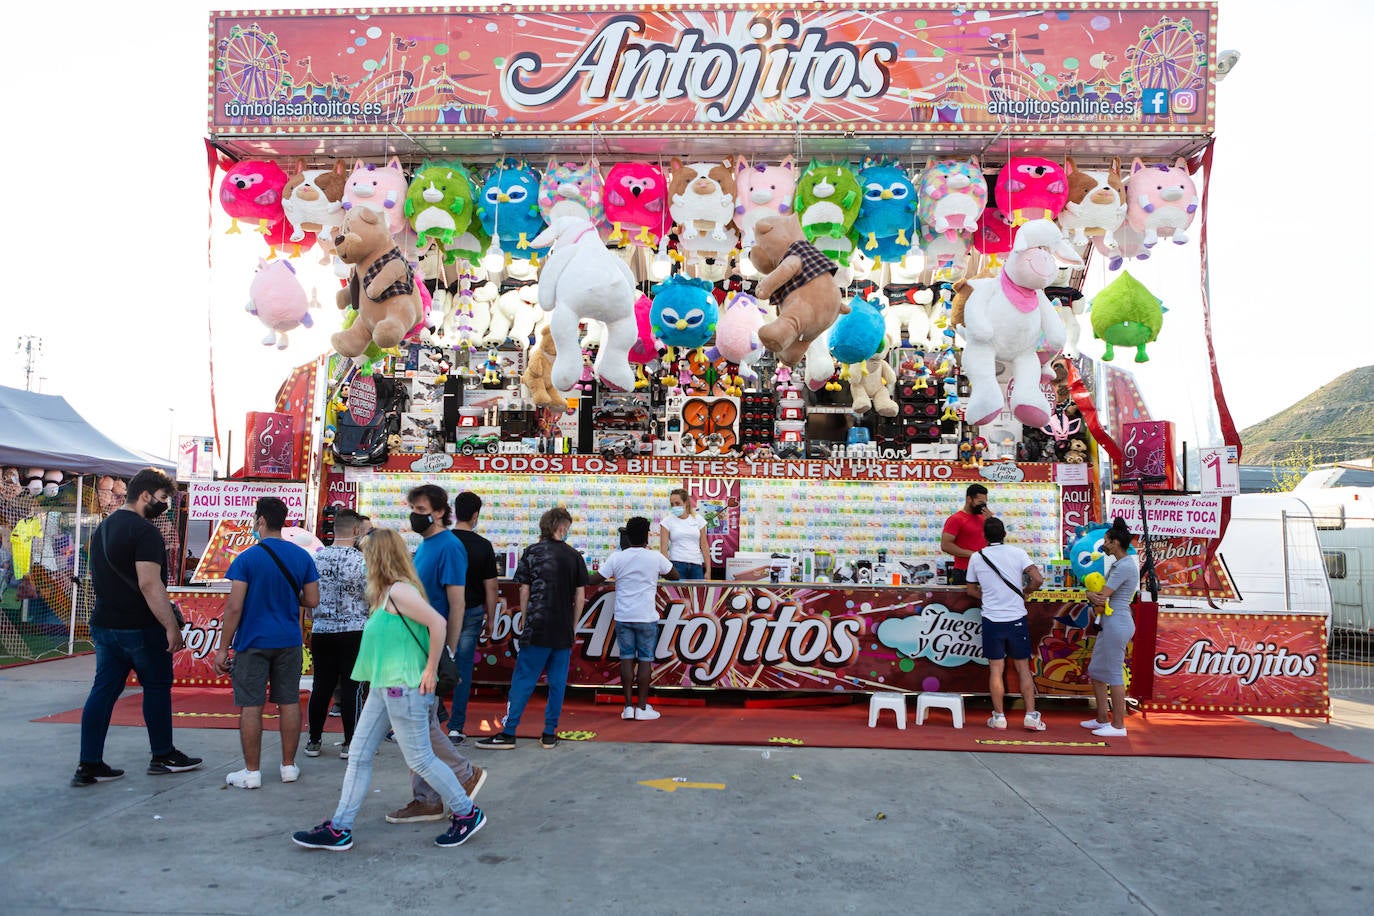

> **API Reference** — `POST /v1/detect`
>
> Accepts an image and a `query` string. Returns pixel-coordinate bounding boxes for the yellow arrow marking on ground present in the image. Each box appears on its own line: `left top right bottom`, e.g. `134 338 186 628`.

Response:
638 778 726 793
975 739 1109 747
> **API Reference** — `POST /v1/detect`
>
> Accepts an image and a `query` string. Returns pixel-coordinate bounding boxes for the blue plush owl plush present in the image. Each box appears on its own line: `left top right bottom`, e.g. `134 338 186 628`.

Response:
477 158 548 261
1068 523 1114 585
650 275 719 350
852 159 916 263
828 294 887 365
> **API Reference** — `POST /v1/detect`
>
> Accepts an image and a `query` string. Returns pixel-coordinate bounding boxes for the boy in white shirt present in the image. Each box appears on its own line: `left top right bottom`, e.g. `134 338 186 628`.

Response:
965 516 1047 731
589 517 678 720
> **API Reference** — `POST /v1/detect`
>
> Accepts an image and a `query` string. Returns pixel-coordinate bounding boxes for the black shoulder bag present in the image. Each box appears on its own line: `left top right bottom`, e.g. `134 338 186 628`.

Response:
257 541 305 604
97 520 185 627
392 594 460 694
975 549 1025 599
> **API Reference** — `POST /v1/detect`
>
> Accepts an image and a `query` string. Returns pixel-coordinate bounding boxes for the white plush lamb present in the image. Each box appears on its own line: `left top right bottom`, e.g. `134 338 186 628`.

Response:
530 214 638 392
957 219 1082 426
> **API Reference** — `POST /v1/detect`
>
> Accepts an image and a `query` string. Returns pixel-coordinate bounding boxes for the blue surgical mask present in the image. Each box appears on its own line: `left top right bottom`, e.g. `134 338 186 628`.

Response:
670 505 686 518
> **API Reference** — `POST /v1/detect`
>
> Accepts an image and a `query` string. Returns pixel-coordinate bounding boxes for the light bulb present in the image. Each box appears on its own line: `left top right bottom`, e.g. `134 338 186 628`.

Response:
481 243 506 274
651 250 671 280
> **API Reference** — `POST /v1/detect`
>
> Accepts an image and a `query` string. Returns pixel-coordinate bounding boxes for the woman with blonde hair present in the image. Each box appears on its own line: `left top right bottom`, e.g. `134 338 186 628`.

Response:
292 527 486 851
659 488 709 579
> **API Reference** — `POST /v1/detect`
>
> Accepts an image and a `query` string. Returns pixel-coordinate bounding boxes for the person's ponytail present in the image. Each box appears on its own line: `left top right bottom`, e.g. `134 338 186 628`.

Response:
1107 516 1135 548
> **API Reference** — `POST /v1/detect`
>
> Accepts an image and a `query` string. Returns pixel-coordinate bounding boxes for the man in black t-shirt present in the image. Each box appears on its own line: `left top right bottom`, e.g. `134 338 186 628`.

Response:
474 507 587 750
447 491 501 743
74 468 203 787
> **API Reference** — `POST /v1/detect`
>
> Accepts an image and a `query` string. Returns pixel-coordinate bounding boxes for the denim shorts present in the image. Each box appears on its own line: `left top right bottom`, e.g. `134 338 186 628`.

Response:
232 645 303 707
980 617 1031 661
615 621 659 662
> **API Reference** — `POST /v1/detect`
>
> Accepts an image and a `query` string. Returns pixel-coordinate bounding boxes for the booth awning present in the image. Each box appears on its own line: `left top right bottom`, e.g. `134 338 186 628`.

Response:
0 384 175 477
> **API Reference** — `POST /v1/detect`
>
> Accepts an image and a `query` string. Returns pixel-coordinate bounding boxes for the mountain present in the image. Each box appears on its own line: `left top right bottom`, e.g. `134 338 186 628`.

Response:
1240 366 1374 465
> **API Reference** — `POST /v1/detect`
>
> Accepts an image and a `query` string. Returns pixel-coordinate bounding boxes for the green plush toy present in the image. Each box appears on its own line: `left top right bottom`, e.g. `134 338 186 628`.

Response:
404 160 475 254
1089 270 1165 362
794 160 863 262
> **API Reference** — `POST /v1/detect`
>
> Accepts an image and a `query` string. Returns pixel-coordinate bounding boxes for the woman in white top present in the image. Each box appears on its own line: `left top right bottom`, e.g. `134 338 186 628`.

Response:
659 488 709 580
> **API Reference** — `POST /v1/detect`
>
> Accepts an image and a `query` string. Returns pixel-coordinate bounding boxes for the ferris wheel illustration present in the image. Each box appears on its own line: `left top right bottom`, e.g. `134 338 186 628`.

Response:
216 23 292 120
1121 16 1207 116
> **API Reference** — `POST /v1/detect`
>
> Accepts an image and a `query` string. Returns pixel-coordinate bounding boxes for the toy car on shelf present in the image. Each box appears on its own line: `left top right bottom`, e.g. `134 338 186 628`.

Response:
597 432 644 459
452 432 500 456
593 399 651 428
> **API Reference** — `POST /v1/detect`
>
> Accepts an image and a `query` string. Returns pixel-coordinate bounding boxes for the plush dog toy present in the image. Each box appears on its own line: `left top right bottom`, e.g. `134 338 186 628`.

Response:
1058 156 1126 248
957 219 1081 426
849 355 899 417
669 158 738 255
530 214 638 391
750 213 849 366
330 207 425 358
523 326 569 409
281 160 346 242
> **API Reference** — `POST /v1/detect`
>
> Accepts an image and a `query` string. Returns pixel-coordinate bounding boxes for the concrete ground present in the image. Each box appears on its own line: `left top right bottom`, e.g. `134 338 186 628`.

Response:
1 657 1370 916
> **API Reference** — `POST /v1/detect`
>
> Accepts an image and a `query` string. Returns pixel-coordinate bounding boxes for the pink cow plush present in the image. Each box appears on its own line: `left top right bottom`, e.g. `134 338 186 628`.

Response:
1125 157 1198 247
342 157 410 236
995 157 1069 226
734 156 797 248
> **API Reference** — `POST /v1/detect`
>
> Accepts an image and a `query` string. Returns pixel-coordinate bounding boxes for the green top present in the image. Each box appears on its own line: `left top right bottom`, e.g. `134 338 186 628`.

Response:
351 590 429 688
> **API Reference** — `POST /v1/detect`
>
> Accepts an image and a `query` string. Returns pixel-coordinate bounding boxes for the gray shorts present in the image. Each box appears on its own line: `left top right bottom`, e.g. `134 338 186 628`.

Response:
232 645 304 707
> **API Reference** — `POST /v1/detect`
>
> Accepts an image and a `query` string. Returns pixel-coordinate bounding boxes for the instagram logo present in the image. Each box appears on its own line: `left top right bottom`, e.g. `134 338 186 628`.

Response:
1171 88 1198 114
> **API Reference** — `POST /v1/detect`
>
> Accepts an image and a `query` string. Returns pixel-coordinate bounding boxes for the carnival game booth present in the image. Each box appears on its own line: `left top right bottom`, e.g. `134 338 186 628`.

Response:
0 385 178 664
198 3 1328 718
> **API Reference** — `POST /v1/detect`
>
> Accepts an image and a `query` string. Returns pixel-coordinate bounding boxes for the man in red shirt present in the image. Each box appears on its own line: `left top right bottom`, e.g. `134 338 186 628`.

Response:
940 484 989 585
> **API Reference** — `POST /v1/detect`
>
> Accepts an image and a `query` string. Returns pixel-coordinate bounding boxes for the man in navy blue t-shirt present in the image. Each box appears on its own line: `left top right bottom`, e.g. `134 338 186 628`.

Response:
214 497 319 789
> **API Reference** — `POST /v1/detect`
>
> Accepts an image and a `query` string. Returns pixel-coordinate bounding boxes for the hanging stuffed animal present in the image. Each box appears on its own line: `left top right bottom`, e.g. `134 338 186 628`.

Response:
281 160 346 243
330 207 424 358
247 258 313 349
539 158 607 228
734 156 797 249
1125 157 1199 248
1058 156 1127 248
530 214 639 392
1045 285 1087 358
477 159 548 263
852 158 917 263
218 159 288 234
668 158 738 254
627 295 662 365
973 204 1017 265
650 274 719 353
994 157 1069 226
849 355 899 417
828 294 887 366
1089 270 1165 362
404 160 475 255
957 219 1082 426
802 330 836 392
884 285 934 350
262 217 316 260
917 157 988 243
712 291 768 380
522 326 569 409
751 213 849 366
603 161 670 248
794 160 862 263
341 157 409 237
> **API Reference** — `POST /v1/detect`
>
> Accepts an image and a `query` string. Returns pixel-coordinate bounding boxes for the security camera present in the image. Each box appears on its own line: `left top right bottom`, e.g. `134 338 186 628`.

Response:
1214 49 1241 81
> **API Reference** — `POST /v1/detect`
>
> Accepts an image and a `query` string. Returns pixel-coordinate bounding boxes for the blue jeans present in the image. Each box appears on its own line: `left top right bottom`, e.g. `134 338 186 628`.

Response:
501 645 571 736
80 625 174 763
448 604 486 733
331 685 472 831
672 561 705 580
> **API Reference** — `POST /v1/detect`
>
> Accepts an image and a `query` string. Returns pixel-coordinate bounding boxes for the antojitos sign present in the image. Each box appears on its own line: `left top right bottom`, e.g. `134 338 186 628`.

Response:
209 4 1215 135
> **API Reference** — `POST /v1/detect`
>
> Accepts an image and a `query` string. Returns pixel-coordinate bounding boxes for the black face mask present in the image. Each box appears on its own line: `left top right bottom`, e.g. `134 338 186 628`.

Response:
409 512 434 534
145 499 170 520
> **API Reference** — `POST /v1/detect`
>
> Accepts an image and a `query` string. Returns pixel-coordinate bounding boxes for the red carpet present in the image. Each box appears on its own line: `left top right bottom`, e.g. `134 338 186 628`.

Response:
32 688 1366 763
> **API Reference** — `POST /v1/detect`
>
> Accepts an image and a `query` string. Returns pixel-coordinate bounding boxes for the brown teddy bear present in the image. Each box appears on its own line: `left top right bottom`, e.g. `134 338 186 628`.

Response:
522 326 568 410
330 206 423 358
750 213 849 366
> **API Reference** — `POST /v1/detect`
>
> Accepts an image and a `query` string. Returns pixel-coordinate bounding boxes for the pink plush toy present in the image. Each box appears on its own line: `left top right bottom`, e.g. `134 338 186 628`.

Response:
219 159 288 234
263 218 317 260
627 295 662 365
917 157 987 240
539 159 607 227
603 162 669 247
342 157 410 236
734 156 797 248
713 291 768 380
994 157 1069 226
1125 157 1198 247
973 205 1017 260
246 258 312 349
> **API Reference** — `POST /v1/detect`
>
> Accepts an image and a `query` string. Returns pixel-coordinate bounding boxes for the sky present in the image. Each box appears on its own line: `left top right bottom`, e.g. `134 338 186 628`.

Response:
1 1 1366 469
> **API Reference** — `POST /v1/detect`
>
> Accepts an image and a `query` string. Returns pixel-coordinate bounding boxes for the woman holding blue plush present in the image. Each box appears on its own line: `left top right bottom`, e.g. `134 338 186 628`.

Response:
1083 518 1140 738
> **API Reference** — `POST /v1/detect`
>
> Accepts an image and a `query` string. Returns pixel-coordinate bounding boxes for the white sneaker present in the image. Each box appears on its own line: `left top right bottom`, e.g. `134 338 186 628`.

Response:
226 768 261 789
634 705 662 721
621 706 636 720
1023 711 1046 732
1092 725 1128 737
280 764 300 783
987 713 1007 730
1080 718 1111 730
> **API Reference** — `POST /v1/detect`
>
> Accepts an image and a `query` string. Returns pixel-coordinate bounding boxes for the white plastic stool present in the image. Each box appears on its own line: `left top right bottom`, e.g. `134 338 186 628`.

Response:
915 692 965 728
868 692 908 729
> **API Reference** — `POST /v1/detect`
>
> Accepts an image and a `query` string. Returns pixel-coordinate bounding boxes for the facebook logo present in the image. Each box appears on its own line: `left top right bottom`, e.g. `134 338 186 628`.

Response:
1141 88 1169 115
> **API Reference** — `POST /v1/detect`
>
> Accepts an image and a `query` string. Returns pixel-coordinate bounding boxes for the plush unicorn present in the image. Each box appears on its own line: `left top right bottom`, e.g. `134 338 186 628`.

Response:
734 156 797 248
341 157 410 236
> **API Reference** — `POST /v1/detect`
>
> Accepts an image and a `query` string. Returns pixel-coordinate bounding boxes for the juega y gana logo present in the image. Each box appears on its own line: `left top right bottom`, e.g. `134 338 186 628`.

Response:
500 15 897 122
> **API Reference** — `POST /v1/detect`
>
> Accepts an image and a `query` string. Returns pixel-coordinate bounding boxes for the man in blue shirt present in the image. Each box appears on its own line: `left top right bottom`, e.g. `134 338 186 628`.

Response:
214 497 320 789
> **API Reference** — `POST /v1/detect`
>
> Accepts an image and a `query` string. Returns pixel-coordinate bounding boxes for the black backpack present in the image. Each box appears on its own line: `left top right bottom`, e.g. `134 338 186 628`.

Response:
333 376 408 466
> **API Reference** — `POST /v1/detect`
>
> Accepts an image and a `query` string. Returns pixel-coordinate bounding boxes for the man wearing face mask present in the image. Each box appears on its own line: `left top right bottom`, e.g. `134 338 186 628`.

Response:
74 468 203 787
214 497 320 789
940 483 990 586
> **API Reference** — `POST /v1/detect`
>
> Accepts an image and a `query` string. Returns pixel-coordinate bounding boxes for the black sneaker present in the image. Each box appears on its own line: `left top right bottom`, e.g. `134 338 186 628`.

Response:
71 762 125 787
435 806 486 848
147 748 204 775
292 820 353 852
539 732 560 749
474 733 516 750
328 703 342 718
448 730 466 745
